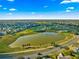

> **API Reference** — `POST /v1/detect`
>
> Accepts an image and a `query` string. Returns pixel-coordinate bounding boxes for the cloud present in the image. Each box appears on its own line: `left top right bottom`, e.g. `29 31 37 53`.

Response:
0 5 2 7
60 0 79 4
7 0 15 2
66 9 71 12
7 13 13 15
31 12 36 14
67 7 75 10
3 8 7 10
43 5 48 8
66 6 75 12
9 8 16 11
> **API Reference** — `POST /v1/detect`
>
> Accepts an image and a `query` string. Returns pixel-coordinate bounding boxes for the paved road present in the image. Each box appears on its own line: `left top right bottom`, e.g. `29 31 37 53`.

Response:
0 35 77 59
14 35 77 59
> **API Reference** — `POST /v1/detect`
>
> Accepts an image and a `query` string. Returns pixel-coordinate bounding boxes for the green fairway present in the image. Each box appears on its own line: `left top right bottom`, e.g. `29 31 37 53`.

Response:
9 32 72 48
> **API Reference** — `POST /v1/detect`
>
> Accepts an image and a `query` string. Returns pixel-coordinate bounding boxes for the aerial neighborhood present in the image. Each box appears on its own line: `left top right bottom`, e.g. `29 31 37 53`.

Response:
0 20 79 59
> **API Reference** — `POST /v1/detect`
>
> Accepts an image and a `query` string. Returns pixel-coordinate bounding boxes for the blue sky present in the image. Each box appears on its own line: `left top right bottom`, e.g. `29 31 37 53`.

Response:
0 0 79 19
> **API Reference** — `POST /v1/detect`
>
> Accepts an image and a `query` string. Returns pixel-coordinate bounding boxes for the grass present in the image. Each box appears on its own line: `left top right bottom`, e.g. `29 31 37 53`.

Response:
0 29 37 53
0 26 74 53
9 32 72 48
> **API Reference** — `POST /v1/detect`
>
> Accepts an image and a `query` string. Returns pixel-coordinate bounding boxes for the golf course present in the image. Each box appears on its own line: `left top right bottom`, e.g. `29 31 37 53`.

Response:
9 32 73 48
0 20 78 59
0 28 74 54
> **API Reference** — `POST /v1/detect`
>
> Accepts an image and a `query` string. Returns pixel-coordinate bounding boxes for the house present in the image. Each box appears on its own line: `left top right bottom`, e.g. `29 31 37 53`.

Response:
42 57 52 59
57 53 71 59
0 31 6 36
73 48 79 52
42 55 52 59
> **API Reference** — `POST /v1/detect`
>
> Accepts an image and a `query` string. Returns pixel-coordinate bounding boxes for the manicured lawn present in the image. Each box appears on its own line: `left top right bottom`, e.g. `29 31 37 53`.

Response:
0 28 74 53
9 32 72 48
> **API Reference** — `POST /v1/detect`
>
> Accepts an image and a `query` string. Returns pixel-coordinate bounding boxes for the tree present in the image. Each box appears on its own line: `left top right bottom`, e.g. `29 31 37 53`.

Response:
17 57 25 59
37 53 42 55
27 57 31 59
36 56 42 59
51 41 59 47
22 44 26 48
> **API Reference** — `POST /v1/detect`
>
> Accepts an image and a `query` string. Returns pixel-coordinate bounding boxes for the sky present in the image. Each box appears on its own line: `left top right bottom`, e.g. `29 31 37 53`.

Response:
0 0 79 19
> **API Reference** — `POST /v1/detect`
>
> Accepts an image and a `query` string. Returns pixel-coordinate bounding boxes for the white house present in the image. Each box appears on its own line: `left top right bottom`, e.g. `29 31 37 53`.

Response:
57 53 71 59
